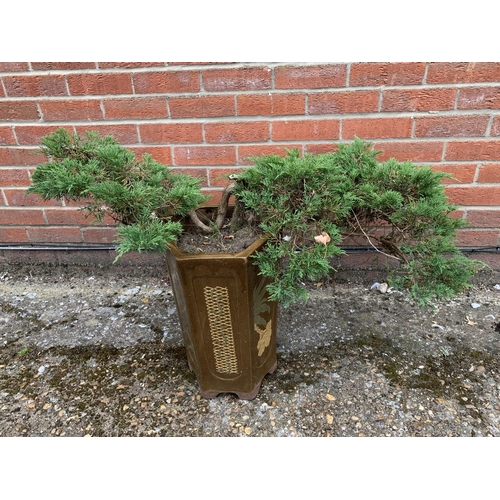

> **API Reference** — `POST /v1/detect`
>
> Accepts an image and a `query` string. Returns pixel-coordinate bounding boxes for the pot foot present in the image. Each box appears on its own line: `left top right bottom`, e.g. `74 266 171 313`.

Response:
200 383 262 401
199 362 277 400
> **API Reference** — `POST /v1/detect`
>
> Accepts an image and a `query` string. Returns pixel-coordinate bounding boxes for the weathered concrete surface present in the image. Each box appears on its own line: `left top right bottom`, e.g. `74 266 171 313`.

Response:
1 260 500 437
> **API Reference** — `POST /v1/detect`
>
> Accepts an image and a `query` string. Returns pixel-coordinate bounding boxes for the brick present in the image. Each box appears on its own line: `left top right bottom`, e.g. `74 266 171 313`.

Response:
205 121 270 143
15 125 73 145
3 189 63 207
53 250 115 266
167 62 232 66
430 164 477 184
350 63 426 86
445 141 500 161
455 229 499 246
169 95 235 118
415 115 489 138
448 209 465 220
477 164 500 183
44 208 109 225
81 227 119 244
0 101 40 121
97 62 164 69
170 167 208 185
127 146 172 164
304 143 339 155
0 208 45 225
0 85 3 98
238 144 303 164
427 63 500 84
103 97 167 119
237 93 305 116
3 74 68 97
40 100 103 121
381 88 457 112
67 73 132 95
458 86 500 110
0 127 16 145
60 196 92 208
133 70 200 93
0 62 29 72
199 188 228 208
203 67 272 91
272 119 340 141
0 249 53 263
491 116 500 137
74 124 138 143
27 227 83 243
0 148 45 166
208 168 243 187
466 253 500 269
343 117 413 139
31 62 96 71
275 64 346 89
308 90 379 114
140 123 203 144
336 252 400 270
0 168 31 186
445 186 500 206
0 227 28 243
374 141 444 162
174 146 236 165
466 209 500 227
109 251 165 266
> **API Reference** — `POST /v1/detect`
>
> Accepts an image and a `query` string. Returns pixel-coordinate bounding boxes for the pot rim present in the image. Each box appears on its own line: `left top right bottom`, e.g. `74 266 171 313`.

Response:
167 234 268 260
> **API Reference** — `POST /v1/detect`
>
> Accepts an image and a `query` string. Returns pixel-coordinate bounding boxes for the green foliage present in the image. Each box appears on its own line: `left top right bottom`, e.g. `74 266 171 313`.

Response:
28 130 483 307
233 149 345 305
114 219 184 259
234 138 484 306
28 129 208 254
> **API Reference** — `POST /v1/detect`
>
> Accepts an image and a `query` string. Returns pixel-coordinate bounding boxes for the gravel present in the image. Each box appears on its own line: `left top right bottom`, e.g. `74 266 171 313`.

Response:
1 262 500 437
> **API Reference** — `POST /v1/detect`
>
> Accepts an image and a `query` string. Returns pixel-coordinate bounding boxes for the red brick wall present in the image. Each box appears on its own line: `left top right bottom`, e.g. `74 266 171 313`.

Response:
1 62 499 250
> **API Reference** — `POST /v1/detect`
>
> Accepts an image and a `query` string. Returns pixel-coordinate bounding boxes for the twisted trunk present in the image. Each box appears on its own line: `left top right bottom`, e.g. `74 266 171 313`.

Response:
188 183 234 233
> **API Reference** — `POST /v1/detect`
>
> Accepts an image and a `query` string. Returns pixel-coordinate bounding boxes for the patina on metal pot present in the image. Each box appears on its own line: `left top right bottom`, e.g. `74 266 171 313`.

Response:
165 236 277 400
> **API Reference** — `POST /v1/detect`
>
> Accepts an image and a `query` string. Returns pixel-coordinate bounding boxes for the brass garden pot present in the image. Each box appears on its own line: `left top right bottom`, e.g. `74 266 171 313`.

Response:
165 236 277 400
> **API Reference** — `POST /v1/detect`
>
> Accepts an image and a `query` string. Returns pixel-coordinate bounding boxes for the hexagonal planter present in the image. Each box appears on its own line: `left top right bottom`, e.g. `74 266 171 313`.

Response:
165 236 277 400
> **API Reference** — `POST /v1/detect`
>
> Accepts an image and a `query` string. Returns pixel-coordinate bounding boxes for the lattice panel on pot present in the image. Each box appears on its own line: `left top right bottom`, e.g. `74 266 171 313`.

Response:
203 286 238 374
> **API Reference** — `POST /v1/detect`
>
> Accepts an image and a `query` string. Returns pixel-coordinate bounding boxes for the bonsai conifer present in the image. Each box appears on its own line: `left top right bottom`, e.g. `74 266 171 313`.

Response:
27 129 212 258
27 129 484 306
232 139 484 304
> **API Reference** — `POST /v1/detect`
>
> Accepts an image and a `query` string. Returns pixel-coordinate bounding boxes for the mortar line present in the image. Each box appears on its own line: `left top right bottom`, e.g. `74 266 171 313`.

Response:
165 96 171 120
0 83 500 104
35 102 43 121
474 163 482 183
485 114 494 136
99 99 106 119
422 63 429 84
130 73 136 95
441 141 448 162
4 108 498 129
199 69 204 92
63 75 71 97
0 76 7 98
454 87 461 110
11 126 19 146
